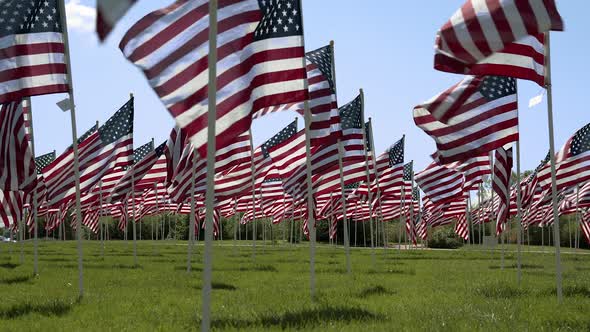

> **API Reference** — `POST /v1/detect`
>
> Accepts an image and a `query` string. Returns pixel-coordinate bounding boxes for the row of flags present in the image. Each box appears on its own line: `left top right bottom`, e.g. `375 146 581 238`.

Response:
2 0 590 248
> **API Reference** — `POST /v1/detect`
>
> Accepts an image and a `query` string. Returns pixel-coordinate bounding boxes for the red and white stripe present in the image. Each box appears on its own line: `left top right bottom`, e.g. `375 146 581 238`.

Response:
0 99 36 192
492 147 513 235
434 0 563 87
120 0 307 159
413 76 518 164
0 190 23 228
415 162 464 204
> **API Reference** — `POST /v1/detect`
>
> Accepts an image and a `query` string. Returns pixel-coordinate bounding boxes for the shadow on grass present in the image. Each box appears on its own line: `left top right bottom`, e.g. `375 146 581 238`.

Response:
57 263 142 270
210 306 382 329
0 275 32 285
474 284 527 299
233 265 278 272
39 257 71 263
543 285 590 298
488 264 543 270
367 268 416 276
0 299 76 319
193 282 237 291
0 262 19 269
358 285 395 298
174 265 203 272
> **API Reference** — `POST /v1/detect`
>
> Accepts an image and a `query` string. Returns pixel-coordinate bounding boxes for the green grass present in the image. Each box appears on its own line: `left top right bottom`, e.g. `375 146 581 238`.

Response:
1 241 590 331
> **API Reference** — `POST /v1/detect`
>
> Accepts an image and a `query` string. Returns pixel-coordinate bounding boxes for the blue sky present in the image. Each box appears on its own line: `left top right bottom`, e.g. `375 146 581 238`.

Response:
30 0 589 174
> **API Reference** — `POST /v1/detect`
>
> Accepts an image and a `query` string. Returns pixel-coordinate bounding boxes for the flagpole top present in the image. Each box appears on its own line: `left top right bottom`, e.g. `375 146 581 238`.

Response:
330 40 334 47
130 93 134 99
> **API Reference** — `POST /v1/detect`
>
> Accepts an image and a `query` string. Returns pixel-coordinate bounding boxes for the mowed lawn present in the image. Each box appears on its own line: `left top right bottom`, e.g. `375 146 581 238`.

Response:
1 241 590 331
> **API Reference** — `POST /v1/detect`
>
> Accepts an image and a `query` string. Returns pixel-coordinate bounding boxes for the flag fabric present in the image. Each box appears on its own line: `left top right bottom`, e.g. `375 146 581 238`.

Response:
0 0 69 104
43 98 134 206
0 100 36 192
96 0 137 41
493 147 513 235
110 141 167 202
581 211 590 245
433 0 563 87
414 75 518 164
120 0 308 159
445 155 490 191
164 127 187 185
415 161 464 204
538 123 590 196
454 213 469 241
0 190 23 228
253 44 342 146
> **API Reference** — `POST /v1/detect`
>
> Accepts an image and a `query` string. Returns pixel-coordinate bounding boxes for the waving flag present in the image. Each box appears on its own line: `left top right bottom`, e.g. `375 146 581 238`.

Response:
0 100 36 193
96 0 137 41
0 190 23 228
492 147 513 235
414 75 518 164
415 161 464 204
44 98 134 206
120 0 308 158
0 0 69 103
434 0 563 87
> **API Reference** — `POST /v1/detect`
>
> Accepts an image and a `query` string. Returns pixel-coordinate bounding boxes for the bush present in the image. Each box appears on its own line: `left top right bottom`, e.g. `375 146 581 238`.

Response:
427 227 463 249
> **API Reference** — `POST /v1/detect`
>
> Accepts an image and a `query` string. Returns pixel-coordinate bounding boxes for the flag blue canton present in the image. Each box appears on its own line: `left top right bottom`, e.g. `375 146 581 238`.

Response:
262 119 297 158
338 95 362 130
479 76 516 101
306 45 334 92
254 0 303 41
388 137 404 167
99 98 134 146
35 151 55 173
0 0 62 37
571 123 590 156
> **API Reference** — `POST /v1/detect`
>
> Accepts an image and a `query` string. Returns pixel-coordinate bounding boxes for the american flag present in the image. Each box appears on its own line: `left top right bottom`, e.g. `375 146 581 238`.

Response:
414 75 518 164
492 147 513 235
538 123 590 196
0 100 36 192
120 0 308 159
164 127 187 185
517 151 549 208
0 0 69 104
96 0 137 41
433 0 563 87
415 161 464 204
43 97 134 207
445 155 490 191
253 44 341 146
0 190 23 228
581 211 590 246
110 141 167 202
454 213 469 241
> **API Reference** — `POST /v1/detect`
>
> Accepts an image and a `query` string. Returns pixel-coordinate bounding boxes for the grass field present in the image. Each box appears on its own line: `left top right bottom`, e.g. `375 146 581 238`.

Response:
1 240 590 331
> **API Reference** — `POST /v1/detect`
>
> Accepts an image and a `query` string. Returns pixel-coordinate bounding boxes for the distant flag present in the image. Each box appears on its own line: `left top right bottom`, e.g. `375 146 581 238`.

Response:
415 161 464 204
120 0 308 158
44 98 134 207
96 0 137 41
0 190 23 228
0 0 69 104
454 214 469 241
492 147 513 235
253 44 342 146
414 76 518 163
0 100 36 193
433 0 564 87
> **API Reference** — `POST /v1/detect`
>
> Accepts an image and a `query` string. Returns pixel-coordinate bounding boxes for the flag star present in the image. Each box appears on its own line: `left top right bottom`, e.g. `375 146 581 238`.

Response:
283 25 288 32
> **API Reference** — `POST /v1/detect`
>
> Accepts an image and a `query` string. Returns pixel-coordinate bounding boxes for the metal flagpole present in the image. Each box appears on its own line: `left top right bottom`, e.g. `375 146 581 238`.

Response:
544 33 563 302
410 168 415 248
489 152 495 255
399 175 405 252
330 40 351 273
131 142 138 266
367 118 385 251
100 180 104 257
359 99 376 267
303 93 316 299
58 0 85 298
516 124 523 285
248 128 258 262
576 185 580 252
201 1 218 329
154 182 160 254
187 151 197 272
25 97 40 275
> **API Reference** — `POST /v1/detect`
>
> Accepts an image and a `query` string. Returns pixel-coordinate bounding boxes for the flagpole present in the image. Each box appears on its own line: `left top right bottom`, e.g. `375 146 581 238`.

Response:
58 0 85 298
410 166 415 248
367 118 386 251
248 128 258 262
359 92 376 267
544 32 563 302
187 151 197 272
100 180 104 258
330 40 351 274
515 112 523 286
25 97 40 275
201 0 218 329
303 96 316 299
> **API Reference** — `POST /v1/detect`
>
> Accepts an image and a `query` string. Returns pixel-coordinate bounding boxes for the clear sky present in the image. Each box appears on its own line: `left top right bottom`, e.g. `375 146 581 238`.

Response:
29 0 589 175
